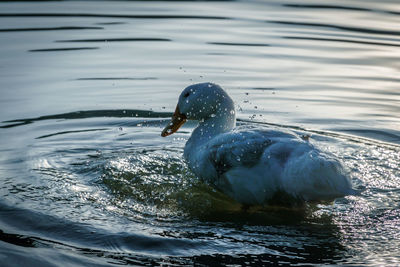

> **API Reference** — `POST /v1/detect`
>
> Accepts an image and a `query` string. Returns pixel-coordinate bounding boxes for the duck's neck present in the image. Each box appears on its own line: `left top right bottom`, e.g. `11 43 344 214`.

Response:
195 113 235 139
186 100 236 150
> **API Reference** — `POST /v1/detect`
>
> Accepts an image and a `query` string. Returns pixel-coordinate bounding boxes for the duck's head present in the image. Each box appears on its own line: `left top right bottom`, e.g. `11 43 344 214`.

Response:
161 82 235 137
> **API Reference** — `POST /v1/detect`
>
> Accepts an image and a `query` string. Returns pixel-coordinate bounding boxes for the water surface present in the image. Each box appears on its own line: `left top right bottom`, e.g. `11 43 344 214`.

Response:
0 0 400 266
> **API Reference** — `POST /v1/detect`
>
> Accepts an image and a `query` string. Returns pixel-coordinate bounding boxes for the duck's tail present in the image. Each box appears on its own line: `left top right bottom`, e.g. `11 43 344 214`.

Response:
281 150 355 201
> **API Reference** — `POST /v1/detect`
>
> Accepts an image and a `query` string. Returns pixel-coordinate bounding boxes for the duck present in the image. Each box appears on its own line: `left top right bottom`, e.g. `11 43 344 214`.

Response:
161 82 354 205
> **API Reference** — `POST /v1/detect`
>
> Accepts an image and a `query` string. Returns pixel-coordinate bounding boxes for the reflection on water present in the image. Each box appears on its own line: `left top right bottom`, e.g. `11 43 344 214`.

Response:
0 0 400 266
1 110 399 266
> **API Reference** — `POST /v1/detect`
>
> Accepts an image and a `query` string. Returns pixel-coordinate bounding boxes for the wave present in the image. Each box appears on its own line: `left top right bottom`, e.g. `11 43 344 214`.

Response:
0 26 103 32
268 20 400 36
284 36 400 48
57 38 171 43
0 13 230 20
28 47 99 52
0 109 172 128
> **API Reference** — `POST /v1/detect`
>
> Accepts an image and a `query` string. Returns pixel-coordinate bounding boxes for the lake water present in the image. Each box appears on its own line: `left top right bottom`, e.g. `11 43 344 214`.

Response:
0 0 400 266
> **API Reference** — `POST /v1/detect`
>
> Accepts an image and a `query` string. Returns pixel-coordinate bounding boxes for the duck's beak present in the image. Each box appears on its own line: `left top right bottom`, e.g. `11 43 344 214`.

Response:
161 105 187 137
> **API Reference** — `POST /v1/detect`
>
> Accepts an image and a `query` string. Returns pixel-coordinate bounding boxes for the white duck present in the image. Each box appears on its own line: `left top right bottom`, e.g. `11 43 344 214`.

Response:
162 83 354 205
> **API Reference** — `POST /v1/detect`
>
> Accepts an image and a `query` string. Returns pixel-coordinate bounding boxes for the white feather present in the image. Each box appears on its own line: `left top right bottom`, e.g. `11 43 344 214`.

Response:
168 83 354 205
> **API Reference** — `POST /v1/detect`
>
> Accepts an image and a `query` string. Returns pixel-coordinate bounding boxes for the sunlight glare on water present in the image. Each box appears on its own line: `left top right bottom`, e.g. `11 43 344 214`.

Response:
0 0 400 266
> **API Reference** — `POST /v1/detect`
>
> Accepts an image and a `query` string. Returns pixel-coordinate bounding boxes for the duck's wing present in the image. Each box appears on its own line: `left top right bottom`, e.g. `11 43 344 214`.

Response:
206 128 297 176
199 128 353 204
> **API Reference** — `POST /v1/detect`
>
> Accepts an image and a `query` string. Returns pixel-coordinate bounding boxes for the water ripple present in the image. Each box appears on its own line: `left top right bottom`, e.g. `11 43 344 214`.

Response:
1 0 400 265
268 20 400 36
57 38 171 43
0 13 231 20
0 26 103 32
284 36 400 48
208 42 270 47
1 110 172 128
76 77 158 81
28 47 99 52
284 4 372 12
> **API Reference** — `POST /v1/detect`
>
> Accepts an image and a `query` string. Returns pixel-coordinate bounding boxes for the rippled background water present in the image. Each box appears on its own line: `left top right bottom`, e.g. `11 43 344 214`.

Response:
0 0 400 266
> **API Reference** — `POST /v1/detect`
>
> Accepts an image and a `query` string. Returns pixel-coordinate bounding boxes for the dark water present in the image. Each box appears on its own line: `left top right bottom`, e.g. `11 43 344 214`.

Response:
1 1 400 266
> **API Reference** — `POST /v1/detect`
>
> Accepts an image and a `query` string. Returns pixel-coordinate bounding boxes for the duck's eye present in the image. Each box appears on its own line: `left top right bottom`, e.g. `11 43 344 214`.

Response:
183 92 190 98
